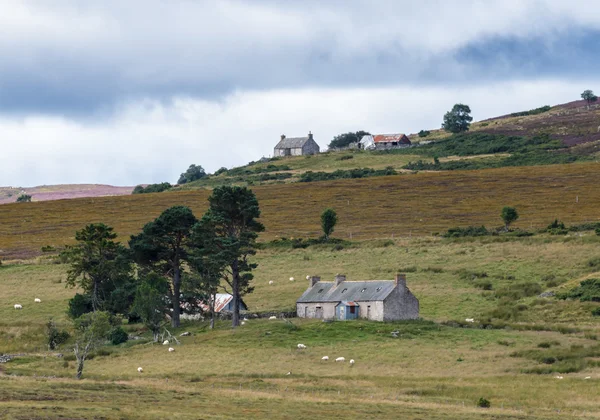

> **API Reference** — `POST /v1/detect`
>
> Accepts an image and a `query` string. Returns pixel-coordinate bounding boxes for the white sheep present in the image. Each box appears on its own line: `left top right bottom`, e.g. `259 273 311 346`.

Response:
34 298 41 303
465 318 474 323
289 277 294 281
243 317 248 321
269 316 277 320
349 359 355 365
321 356 329 361
13 304 22 310
241 321 246 325
297 344 306 349
306 275 311 280
162 340 169 345
335 357 345 362
137 367 143 373
168 347 175 352
554 375 563 379
268 280 274 285
585 376 591 379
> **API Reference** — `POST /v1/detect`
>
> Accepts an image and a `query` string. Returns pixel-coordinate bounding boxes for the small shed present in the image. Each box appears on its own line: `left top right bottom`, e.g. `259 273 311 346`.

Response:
335 301 360 320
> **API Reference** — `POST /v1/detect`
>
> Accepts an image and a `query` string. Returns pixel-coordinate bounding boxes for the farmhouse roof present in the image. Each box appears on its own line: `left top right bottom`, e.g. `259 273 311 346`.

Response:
297 280 396 303
198 293 246 312
274 136 311 149
373 134 411 144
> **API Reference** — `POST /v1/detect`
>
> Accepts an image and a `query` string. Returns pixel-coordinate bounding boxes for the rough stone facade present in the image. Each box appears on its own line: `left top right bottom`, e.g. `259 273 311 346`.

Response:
296 274 419 322
274 133 320 157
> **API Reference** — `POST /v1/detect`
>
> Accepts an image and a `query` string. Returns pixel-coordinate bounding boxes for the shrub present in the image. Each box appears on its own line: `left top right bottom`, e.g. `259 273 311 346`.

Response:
418 130 430 138
557 279 600 302
336 155 354 161
592 307 600 317
537 341 559 348
67 294 93 319
16 194 32 202
596 227 600 236
109 327 129 345
132 182 172 194
477 398 491 408
443 226 489 238
546 219 568 235
45 319 70 350
398 266 417 273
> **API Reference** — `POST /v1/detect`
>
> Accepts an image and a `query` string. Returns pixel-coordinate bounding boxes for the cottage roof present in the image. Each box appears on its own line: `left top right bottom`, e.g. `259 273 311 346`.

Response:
274 136 311 149
373 134 410 144
297 280 396 303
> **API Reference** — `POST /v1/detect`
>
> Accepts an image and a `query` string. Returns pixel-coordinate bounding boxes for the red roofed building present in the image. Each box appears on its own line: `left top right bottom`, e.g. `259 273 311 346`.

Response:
373 134 411 148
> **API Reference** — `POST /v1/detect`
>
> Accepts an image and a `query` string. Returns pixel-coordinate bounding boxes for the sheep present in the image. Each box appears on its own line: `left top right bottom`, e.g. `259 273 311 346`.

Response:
14 304 22 309
268 280 274 285
289 277 294 281
243 317 248 321
241 321 246 325
34 298 41 303
306 275 311 280
137 367 144 373
297 344 306 349
349 359 355 365
286 371 291 375
335 357 345 362
554 375 564 379
168 347 175 352
465 318 475 323
321 356 329 361
269 316 277 320
162 340 169 345
585 376 591 379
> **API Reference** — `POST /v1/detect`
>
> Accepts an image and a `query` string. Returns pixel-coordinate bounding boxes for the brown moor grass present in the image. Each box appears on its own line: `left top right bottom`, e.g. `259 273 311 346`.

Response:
1 162 600 259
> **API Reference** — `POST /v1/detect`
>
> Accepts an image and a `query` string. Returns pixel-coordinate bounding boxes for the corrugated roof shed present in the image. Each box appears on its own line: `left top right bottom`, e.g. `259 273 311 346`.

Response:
274 137 310 149
198 294 246 312
373 134 410 144
297 280 396 303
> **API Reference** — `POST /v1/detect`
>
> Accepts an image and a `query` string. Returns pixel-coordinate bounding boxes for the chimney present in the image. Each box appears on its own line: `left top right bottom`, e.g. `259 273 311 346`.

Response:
395 273 406 288
310 276 320 287
308 131 313 140
281 134 286 141
335 274 346 286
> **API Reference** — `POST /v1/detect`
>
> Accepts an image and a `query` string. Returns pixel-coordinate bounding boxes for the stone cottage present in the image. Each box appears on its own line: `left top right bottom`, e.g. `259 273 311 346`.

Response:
296 274 419 322
274 132 320 157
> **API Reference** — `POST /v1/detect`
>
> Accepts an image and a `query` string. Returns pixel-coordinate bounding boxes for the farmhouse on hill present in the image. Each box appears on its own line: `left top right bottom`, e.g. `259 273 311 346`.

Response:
296 274 419 322
360 133 411 150
274 132 320 157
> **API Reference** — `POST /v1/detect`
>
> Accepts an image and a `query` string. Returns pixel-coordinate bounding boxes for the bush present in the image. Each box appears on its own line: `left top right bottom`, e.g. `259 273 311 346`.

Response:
443 226 489 238
132 182 172 194
299 167 397 183
336 155 354 161
596 228 600 236
509 105 551 117
592 307 600 317
45 319 70 350
546 219 568 235
477 398 491 408
109 327 129 345
67 294 93 319
16 194 32 202
418 130 430 138
557 279 600 302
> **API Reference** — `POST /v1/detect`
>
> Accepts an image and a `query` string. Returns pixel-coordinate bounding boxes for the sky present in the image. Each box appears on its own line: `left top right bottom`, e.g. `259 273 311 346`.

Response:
2 0 600 187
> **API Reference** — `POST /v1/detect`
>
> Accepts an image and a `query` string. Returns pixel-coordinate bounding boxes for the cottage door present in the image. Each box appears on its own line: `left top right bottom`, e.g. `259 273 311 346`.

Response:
315 307 323 319
339 306 345 320
367 306 371 319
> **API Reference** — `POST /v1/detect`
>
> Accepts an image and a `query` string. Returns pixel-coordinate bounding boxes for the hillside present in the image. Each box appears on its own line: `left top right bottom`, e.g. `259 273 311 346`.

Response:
1 162 600 260
0 184 134 205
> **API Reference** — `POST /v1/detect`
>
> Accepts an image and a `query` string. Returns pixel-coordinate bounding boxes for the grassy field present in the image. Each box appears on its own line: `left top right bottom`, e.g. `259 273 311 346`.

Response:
2 162 600 260
2 231 600 417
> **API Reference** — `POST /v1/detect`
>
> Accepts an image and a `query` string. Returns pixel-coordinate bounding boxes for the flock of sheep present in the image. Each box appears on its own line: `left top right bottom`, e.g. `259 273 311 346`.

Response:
13 298 41 309
297 343 355 365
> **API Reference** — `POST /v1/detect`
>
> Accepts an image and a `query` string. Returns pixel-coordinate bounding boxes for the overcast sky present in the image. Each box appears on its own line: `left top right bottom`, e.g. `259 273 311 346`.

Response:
2 0 600 187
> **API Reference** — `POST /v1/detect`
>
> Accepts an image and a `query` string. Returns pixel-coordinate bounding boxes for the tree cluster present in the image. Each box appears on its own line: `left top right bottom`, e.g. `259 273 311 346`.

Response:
178 164 207 184
328 131 370 149
61 186 264 379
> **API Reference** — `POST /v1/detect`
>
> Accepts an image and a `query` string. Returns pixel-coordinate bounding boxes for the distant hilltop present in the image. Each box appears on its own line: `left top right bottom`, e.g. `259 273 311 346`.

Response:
0 184 135 205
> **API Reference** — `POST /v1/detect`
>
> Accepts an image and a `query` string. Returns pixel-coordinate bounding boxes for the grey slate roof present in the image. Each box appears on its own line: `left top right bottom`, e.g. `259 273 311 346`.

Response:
274 137 310 149
297 280 396 303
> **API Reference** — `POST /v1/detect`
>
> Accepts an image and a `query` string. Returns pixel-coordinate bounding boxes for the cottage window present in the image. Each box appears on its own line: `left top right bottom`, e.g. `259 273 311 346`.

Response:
349 306 356 314
318 288 324 293
361 288 366 293
376 287 382 291
341 288 347 293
